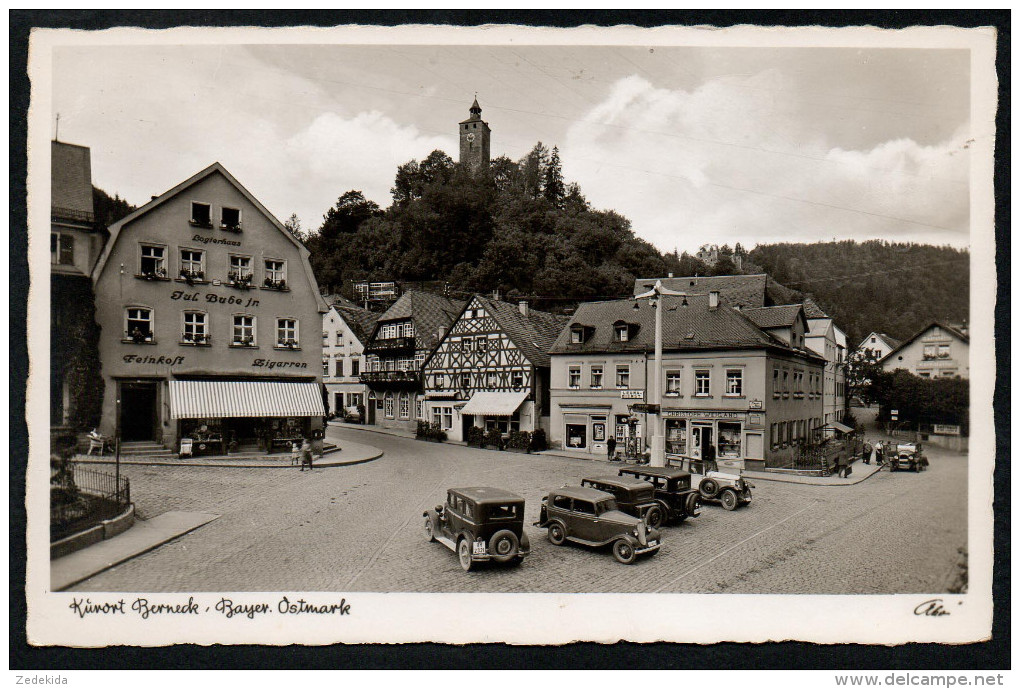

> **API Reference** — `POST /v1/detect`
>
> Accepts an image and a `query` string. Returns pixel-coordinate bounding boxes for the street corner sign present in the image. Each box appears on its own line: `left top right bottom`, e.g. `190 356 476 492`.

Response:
749 399 763 410
620 390 645 399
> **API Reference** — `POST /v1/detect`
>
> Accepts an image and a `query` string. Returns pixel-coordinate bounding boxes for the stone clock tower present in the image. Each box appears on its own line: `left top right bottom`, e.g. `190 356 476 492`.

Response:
459 97 491 171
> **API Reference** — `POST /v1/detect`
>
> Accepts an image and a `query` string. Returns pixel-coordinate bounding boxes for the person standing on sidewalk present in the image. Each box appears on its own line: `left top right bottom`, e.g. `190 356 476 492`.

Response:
862 440 873 465
607 436 617 462
875 441 885 467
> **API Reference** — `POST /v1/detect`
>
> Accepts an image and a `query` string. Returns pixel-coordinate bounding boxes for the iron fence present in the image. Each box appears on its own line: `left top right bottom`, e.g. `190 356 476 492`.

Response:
51 462 131 541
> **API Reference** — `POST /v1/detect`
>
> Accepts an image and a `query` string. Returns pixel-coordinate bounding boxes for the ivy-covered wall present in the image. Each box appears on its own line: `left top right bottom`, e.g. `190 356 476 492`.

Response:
51 273 104 429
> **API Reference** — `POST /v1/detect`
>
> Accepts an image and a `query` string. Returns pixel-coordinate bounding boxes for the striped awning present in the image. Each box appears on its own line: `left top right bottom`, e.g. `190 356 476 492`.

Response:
459 390 529 417
169 380 325 419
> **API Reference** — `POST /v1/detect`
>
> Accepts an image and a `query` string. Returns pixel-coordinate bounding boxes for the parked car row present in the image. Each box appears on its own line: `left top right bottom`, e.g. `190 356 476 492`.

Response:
423 465 755 571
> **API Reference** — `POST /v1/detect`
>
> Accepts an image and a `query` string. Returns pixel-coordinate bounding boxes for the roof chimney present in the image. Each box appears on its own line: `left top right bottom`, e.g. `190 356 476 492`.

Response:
519 300 529 317
709 291 720 310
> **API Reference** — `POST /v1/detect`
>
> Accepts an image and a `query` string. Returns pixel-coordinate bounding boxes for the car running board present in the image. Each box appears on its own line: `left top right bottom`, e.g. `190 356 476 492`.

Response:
435 535 457 551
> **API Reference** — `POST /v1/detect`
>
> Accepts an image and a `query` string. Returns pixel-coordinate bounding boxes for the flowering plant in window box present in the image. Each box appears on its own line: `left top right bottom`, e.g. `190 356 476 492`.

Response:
277 338 299 349
227 272 253 289
220 222 242 232
189 218 213 229
182 332 209 344
263 277 287 290
139 267 167 280
232 335 255 347
180 269 204 285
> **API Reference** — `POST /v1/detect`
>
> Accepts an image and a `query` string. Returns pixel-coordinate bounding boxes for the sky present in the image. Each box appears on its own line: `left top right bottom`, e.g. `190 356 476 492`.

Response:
50 41 972 254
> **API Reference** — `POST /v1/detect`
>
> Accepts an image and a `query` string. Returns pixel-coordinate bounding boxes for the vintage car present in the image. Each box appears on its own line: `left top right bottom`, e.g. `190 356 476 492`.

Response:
424 487 530 571
535 486 661 564
616 466 702 525
581 475 664 528
675 458 753 511
891 442 927 472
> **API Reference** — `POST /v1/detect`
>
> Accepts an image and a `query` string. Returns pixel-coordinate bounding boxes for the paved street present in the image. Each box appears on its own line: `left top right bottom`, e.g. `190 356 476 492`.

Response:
71 427 967 594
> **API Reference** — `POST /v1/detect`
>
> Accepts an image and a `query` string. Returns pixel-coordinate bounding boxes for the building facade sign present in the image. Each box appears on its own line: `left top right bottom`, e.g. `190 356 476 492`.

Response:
620 390 644 399
932 424 961 436
661 409 749 420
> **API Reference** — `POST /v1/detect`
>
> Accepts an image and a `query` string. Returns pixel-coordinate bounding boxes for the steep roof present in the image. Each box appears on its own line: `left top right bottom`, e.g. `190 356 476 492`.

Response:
857 332 901 351
334 305 380 347
879 321 970 365
51 140 94 222
742 304 804 330
801 298 830 319
550 294 820 361
632 273 801 309
91 162 328 312
375 290 466 352
472 296 570 368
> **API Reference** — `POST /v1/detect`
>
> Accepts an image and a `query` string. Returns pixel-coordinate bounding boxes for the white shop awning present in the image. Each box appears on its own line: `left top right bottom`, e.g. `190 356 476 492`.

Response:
169 380 325 419
821 420 854 434
459 390 530 417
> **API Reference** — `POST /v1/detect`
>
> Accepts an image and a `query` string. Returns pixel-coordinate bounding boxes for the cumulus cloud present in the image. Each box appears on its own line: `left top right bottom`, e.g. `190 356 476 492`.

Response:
563 74 970 253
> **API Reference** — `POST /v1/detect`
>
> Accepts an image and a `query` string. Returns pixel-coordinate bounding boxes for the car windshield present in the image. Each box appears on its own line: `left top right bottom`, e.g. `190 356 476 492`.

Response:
595 499 618 515
488 503 519 520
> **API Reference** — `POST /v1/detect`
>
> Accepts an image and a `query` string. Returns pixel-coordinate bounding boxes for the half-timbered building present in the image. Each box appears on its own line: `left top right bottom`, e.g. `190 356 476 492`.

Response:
360 290 465 432
422 296 569 442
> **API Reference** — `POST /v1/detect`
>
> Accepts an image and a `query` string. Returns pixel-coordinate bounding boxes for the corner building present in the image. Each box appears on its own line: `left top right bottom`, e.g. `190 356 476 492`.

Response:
91 163 327 453
549 293 826 470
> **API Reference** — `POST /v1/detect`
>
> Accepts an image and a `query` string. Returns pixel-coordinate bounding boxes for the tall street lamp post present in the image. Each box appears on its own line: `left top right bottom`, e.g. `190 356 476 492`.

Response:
634 280 687 467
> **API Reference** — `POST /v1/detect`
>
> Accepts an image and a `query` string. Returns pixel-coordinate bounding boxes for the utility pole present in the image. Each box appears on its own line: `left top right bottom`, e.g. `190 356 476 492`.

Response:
633 279 687 467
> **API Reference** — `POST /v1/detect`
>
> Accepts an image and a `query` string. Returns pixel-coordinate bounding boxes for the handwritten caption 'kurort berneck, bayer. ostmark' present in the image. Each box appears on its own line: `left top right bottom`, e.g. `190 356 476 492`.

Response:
68 596 351 619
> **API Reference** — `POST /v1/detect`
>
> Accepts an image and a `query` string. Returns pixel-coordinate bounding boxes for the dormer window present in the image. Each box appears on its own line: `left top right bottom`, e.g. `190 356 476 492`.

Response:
190 202 212 228
569 324 594 344
613 320 637 342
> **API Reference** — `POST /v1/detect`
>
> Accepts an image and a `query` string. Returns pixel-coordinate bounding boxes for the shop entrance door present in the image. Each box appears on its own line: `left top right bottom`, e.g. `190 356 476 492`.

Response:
691 424 713 460
120 382 158 441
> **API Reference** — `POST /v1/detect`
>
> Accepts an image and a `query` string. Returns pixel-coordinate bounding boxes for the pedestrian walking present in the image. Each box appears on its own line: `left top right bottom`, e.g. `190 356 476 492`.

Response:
703 442 718 472
862 440 873 465
607 436 618 462
875 441 885 467
300 437 314 471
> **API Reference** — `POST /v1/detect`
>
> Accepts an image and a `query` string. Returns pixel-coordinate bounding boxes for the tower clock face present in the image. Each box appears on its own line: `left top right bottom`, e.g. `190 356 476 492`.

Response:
466 133 476 142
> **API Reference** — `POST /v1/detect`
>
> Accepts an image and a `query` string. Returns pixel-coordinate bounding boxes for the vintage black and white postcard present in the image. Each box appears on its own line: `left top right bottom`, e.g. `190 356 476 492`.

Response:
24 22 998 646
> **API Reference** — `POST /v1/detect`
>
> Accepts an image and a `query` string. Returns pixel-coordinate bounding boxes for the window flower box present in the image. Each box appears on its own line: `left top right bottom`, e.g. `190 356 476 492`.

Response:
227 272 254 289
276 339 300 350
220 222 242 233
127 329 154 344
181 333 210 345
189 219 213 229
179 269 205 285
231 336 256 348
263 278 287 290
136 268 168 281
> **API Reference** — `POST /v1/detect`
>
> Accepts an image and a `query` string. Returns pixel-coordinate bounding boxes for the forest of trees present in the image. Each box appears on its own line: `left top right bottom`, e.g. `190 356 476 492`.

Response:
747 240 970 349
301 145 969 343
304 143 709 313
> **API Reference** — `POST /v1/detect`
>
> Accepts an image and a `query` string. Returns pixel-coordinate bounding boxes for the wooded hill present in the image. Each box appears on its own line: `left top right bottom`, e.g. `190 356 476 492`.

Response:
747 241 970 349
297 146 970 350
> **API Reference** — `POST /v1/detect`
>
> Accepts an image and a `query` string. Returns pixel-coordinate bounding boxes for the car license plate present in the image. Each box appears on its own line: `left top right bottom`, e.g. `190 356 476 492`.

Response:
472 541 486 555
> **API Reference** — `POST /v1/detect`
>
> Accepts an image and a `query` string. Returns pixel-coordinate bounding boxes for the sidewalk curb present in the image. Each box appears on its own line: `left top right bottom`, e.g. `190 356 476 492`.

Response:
52 512 220 591
71 449 384 469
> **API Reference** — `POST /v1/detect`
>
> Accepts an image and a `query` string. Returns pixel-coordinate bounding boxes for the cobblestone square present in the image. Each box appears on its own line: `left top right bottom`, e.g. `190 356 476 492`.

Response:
71 427 968 594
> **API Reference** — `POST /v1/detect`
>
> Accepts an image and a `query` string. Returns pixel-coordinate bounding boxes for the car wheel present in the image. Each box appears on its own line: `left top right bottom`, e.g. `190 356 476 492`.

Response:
424 515 435 542
685 492 702 517
644 505 665 530
720 489 739 511
547 522 566 546
489 529 520 563
457 538 473 572
612 539 637 565
700 478 719 499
